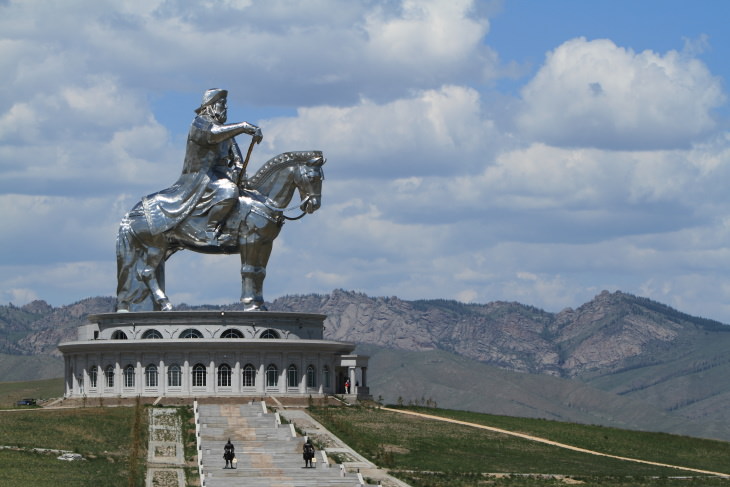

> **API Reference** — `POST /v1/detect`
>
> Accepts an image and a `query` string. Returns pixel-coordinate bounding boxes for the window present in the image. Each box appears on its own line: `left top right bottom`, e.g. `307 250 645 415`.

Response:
145 364 158 387
180 328 203 339
220 329 243 338
167 364 182 387
124 365 135 388
306 365 316 388
89 366 98 388
260 329 279 339
142 329 163 339
111 330 128 340
217 364 232 387
242 364 256 387
192 364 206 387
287 364 298 388
323 366 330 388
105 365 115 388
266 364 278 388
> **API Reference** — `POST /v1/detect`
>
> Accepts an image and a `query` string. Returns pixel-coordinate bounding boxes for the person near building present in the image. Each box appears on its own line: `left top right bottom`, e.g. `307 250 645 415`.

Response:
223 438 236 468
303 439 315 468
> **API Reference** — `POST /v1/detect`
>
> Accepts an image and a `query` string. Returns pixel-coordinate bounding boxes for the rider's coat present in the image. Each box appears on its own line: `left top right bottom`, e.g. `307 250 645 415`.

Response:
142 114 245 235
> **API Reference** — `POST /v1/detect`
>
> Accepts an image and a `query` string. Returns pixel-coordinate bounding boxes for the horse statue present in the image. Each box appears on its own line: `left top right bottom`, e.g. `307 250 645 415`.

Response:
115 150 325 312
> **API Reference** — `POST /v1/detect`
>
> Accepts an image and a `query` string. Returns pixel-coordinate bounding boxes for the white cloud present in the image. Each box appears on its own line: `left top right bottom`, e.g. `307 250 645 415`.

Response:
2 0 730 327
262 85 500 178
516 37 726 149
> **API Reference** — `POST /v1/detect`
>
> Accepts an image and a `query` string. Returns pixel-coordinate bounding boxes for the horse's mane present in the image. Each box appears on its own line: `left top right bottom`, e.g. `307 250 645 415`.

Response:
245 151 323 190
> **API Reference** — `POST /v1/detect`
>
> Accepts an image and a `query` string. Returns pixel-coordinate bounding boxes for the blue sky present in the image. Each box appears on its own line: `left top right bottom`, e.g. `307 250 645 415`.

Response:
3 0 730 323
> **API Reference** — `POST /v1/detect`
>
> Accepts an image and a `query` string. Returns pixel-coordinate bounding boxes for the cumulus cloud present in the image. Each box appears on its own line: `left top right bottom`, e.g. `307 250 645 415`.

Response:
515 37 726 149
262 84 501 178
3 1 730 326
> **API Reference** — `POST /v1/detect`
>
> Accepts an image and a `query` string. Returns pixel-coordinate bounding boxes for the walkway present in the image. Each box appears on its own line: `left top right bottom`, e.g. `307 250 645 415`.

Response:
146 407 186 487
197 401 367 486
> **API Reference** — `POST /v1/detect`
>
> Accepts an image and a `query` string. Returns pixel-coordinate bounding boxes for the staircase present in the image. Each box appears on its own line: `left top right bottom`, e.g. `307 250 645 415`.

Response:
197 402 364 487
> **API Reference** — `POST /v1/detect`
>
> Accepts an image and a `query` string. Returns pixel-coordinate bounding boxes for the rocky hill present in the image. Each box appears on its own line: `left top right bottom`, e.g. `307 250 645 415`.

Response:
269 289 729 378
3 290 730 440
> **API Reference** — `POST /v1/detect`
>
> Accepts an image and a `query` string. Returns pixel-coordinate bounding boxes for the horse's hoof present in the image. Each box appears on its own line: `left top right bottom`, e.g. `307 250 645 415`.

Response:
160 300 173 311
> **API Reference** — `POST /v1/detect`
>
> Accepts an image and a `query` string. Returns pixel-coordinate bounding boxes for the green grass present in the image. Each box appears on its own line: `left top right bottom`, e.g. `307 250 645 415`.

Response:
0 377 64 408
404 406 730 474
308 404 730 487
0 405 147 486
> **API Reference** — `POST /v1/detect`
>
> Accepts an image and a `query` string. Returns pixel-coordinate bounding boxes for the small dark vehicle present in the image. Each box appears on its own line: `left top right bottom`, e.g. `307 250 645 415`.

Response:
16 398 36 406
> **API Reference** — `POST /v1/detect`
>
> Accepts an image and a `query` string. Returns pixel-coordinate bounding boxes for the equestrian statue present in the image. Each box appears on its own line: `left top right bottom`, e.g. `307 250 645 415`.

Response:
115 88 325 312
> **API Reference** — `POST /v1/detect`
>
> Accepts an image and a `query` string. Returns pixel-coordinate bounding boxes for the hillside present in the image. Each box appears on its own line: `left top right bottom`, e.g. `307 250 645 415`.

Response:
2 290 730 440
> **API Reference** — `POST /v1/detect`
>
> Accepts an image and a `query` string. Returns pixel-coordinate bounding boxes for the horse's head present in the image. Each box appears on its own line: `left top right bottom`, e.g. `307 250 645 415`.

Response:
295 152 325 214
246 150 326 215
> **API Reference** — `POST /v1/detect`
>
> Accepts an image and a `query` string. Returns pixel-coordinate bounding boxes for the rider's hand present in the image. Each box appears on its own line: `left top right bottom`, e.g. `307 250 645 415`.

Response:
253 127 263 144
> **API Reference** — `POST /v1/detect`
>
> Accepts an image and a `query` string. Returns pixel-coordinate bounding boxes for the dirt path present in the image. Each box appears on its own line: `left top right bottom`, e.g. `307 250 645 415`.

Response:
381 407 729 478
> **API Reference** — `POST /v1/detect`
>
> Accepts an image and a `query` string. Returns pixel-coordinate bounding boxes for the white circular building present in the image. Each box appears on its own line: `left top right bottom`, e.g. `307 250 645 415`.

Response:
58 311 370 399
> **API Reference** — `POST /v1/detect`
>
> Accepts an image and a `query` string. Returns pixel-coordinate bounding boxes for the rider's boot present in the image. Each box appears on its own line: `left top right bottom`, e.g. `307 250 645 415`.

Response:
205 198 235 245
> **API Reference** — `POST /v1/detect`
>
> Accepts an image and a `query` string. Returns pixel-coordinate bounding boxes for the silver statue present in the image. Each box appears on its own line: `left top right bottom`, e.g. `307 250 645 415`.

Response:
116 89 325 312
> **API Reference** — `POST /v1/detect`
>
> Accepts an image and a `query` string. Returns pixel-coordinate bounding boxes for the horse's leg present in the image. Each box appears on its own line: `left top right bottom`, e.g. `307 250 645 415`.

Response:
116 212 157 312
116 218 137 312
240 233 271 311
139 242 173 311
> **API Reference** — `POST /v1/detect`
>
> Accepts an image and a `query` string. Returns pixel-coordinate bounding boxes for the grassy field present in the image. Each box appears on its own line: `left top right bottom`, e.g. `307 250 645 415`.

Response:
0 377 64 408
308 404 730 487
0 403 147 486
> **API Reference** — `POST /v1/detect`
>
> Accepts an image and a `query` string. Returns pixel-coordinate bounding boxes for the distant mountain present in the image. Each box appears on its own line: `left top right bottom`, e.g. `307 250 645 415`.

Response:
2 290 730 440
269 289 730 378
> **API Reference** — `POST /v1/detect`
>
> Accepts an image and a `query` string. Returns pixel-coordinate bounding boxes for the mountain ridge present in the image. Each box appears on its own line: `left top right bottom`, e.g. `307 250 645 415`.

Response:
2 290 730 440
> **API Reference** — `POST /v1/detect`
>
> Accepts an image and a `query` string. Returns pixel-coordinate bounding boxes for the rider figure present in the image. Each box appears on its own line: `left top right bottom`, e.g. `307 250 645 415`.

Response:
142 88 262 244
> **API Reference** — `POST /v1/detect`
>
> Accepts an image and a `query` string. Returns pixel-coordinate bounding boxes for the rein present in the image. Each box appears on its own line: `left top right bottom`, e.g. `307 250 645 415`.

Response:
262 195 319 221
245 157 322 222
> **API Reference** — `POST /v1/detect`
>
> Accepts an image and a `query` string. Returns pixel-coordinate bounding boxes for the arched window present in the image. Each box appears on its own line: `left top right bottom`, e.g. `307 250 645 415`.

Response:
260 329 279 339
105 365 115 388
142 329 163 339
217 363 232 387
242 364 256 388
287 364 298 388
111 330 128 340
89 365 98 388
323 366 330 388
220 328 244 338
192 363 206 387
266 364 278 388
145 364 158 387
306 365 317 388
167 364 181 387
124 365 135 388
180 328 203 339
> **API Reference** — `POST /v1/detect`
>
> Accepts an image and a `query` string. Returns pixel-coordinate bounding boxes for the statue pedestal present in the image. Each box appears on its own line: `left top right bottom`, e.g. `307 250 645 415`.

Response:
59 311 370 400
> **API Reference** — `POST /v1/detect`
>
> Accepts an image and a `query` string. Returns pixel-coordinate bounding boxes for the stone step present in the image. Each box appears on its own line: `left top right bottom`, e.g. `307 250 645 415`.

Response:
198 401 369 486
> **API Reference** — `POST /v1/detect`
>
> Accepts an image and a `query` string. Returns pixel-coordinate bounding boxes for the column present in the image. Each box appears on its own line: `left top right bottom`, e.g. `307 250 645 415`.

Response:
257 359 265 394
209 358 215 394
159 356 166 397
182 355 190 395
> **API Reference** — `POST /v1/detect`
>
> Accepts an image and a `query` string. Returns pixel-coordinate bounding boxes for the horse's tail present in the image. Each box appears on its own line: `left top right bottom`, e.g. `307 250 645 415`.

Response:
115 206 153 311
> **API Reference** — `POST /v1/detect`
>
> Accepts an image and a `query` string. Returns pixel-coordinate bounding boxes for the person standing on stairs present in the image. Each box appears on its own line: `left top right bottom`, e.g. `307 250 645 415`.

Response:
224 438 236 468
303 438 315 468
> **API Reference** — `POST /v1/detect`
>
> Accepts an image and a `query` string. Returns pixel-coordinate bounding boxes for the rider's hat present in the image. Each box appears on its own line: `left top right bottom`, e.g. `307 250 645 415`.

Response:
195 88 227 114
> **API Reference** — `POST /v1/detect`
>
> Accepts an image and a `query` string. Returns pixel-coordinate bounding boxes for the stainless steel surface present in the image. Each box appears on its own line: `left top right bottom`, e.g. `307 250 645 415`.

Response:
116 89 324 312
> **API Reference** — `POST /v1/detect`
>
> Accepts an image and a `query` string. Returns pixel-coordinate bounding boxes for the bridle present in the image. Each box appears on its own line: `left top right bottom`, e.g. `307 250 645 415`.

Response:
261 163 321 221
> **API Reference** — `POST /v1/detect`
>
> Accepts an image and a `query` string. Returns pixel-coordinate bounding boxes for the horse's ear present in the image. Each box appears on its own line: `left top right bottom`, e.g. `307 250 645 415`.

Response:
307 152 325 167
